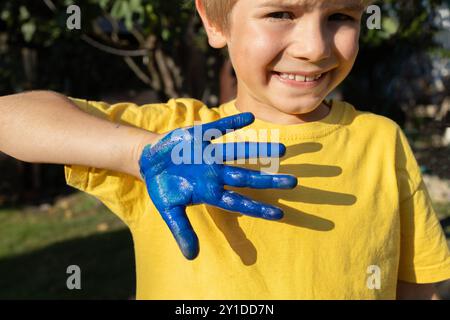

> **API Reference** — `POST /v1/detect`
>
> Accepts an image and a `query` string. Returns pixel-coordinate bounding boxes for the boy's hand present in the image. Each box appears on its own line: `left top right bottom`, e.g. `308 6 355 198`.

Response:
139 113 298 260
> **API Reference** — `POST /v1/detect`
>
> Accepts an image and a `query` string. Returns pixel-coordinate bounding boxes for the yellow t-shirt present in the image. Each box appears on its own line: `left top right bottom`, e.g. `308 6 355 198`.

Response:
65 97 450 299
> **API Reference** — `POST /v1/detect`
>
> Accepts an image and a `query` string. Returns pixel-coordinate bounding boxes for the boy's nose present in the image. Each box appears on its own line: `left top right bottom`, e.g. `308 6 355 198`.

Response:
286 18 331 63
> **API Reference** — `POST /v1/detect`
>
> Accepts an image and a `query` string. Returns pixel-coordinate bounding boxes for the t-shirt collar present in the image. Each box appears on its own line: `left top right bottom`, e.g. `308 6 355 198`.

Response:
221 99 348 140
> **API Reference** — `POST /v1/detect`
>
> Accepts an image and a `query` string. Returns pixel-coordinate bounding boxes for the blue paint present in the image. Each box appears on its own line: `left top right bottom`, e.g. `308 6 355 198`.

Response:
139 112 298 260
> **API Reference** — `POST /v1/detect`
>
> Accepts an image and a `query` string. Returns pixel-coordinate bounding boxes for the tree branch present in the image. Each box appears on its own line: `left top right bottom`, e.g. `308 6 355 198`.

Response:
155 48 177 98
80 35 149 57
123 56 153 86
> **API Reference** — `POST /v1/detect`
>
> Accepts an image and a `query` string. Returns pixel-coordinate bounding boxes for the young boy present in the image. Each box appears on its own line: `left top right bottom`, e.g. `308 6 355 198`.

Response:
0 0 449 299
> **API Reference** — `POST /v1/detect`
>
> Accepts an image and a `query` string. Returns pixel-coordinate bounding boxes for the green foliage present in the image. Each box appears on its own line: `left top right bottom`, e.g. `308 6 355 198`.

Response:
0 0 207 97
345 0 449 122
361 0 446 46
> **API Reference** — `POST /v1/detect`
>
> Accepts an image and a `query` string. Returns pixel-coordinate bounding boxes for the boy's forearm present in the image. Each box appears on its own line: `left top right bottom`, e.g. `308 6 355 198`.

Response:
0 91 159 179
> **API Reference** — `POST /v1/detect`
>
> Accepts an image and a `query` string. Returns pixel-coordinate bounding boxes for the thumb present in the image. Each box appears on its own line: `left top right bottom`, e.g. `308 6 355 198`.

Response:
161 206 200 260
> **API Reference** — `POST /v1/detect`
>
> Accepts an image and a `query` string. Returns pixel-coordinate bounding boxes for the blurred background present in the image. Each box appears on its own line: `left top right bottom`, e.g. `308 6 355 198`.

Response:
0 0 449 299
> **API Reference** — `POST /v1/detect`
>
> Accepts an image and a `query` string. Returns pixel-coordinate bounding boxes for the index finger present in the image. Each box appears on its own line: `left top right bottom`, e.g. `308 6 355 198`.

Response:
201 112 255 139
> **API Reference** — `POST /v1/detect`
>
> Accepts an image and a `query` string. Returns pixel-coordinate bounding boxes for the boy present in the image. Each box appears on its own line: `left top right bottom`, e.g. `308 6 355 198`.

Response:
0 0 449 299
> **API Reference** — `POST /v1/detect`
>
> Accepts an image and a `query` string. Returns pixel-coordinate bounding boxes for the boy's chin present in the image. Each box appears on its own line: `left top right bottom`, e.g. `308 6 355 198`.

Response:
270 97 326 116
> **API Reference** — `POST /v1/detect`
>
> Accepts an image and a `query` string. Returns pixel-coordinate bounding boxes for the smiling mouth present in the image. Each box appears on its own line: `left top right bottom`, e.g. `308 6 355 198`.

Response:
272 71 327 83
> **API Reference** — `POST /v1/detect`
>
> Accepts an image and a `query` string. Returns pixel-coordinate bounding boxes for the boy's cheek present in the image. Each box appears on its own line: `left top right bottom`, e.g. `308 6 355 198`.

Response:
334 30 360 60
235 30 276 55
230 38 281 74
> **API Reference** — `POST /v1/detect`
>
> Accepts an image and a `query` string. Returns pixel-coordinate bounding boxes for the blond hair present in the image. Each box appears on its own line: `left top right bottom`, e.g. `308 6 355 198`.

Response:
200 0 238 33
200 0 376 33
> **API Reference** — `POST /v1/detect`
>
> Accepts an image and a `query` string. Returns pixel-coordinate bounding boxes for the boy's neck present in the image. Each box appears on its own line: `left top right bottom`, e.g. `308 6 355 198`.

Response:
234 97 331 125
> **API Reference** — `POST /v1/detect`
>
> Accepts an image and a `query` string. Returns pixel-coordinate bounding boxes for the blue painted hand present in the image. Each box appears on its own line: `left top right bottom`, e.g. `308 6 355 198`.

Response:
139 112 298 260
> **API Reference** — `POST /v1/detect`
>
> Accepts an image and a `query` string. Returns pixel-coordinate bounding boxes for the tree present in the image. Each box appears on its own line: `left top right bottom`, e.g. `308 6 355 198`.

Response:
0 0 225 103
347 0 449 125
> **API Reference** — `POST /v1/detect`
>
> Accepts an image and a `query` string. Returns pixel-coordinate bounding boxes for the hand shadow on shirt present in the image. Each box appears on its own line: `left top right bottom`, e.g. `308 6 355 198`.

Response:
206 142 357 266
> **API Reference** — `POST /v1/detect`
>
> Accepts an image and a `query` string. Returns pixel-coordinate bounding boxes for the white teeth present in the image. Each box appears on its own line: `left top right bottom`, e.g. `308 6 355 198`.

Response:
279 72 323 82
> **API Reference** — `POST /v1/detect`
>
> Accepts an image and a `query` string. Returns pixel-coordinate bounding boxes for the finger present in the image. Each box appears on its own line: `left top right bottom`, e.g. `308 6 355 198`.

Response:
201 113 255 139
218 142 286 162
221 166 298 189
160 206 199 260
213 190 284 220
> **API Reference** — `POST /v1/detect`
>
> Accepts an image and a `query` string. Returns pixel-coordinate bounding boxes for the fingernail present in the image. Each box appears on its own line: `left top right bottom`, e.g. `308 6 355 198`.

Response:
241 112 255 123
279 144 287 156
264 207 284 220
286 176 298 188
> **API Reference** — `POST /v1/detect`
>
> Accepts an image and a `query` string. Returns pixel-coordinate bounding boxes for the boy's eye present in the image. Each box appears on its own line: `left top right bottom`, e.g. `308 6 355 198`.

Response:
267 12 294 20
329 13 355 22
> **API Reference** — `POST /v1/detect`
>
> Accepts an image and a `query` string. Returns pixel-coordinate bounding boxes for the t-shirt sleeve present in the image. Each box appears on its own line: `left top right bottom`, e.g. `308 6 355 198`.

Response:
64 97 208 228
395 126 450 283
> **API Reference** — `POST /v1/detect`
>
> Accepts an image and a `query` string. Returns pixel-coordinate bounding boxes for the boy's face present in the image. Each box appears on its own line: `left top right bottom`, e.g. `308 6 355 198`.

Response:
200 0 365 122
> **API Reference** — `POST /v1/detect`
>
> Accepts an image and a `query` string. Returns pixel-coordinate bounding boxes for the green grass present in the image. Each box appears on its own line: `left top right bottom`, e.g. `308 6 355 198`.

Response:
0 193 126 257
0 193 134 299
0 192 448 299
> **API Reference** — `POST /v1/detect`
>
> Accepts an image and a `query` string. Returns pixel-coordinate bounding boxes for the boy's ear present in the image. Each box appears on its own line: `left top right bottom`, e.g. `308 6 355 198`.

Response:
195 0 228 49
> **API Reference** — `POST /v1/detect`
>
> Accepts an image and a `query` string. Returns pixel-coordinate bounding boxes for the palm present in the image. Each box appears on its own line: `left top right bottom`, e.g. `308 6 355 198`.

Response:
139 113 298 259
147 164 222 205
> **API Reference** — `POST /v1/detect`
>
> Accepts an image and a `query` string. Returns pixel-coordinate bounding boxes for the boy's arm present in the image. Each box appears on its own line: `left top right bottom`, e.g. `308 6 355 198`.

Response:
0 91 159 179
0 91 298 260
396 281 441 300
